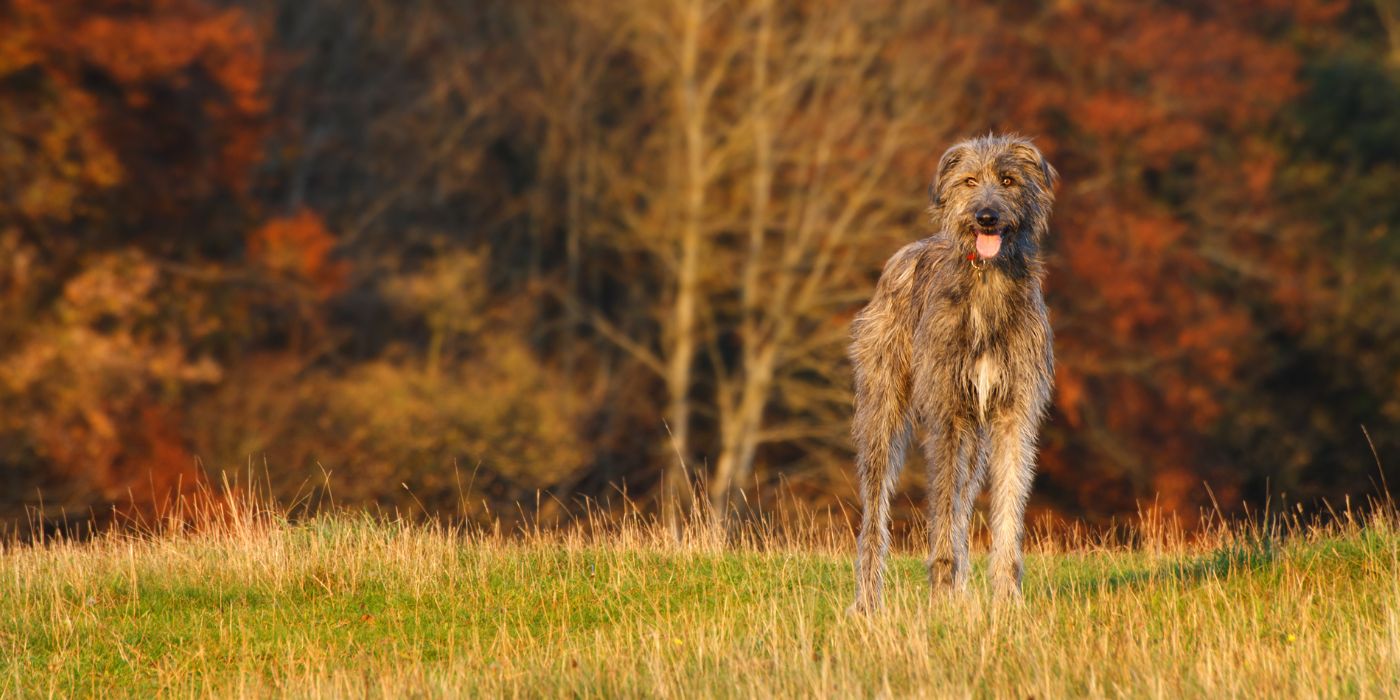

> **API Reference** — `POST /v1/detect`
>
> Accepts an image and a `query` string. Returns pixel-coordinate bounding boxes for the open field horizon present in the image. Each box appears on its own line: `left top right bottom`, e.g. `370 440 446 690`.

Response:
4 493 1397 698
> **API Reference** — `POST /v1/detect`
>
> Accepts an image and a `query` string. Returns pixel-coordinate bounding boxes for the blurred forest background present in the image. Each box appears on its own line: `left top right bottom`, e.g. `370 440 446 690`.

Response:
2 0 1398 534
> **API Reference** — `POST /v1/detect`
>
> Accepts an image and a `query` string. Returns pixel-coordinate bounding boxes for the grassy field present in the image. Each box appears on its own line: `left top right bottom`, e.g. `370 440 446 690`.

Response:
2 498 1398 698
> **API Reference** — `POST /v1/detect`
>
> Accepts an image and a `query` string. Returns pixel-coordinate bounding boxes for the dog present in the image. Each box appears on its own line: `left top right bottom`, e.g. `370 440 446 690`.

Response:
849 134 1057 611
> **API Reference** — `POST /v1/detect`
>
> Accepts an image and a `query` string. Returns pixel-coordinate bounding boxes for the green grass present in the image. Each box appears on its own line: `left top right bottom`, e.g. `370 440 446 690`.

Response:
2 505 1398 698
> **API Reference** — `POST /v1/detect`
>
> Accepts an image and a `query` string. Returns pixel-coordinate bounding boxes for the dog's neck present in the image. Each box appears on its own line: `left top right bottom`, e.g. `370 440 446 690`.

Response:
955 231 1041 284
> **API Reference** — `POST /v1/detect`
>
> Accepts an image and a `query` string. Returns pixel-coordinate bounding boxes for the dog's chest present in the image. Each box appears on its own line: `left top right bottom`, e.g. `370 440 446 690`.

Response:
963 284 1008 420
966 299 1001 419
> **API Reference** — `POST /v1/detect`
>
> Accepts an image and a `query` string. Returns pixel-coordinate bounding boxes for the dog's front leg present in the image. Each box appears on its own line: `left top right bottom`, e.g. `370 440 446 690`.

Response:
986 412 1037 600
924 420 974 596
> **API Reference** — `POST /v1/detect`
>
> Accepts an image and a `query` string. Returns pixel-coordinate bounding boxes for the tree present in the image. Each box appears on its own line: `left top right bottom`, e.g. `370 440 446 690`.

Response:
968 0 1351 519
517 0 977 522
0 0 270 522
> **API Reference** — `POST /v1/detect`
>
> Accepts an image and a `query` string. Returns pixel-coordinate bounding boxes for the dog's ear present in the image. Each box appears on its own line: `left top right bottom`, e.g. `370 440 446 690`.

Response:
1011 141 1059 192
929 143 968 207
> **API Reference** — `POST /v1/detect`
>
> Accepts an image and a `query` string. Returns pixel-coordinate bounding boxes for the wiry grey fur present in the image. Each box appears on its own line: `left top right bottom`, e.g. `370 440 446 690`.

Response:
849 134 1058 611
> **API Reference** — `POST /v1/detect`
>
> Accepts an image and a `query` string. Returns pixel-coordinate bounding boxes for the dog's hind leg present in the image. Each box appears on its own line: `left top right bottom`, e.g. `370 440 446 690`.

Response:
848 242 921 614
851 407 909 614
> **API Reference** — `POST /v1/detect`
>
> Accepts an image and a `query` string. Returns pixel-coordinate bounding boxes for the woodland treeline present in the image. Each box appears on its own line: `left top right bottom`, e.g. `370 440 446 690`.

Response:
2 0 1397 532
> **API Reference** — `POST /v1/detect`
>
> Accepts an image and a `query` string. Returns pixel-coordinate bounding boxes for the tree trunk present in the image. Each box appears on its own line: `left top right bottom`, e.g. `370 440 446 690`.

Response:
710 0 774 521
662 0 707 533
710 345 775 516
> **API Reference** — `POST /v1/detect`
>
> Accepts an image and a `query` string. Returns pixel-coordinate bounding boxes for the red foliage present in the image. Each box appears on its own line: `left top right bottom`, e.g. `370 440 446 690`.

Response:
0 0 278 527
969 0 1317 516
0 0 267 220
247 210 348 299
122 405 206 511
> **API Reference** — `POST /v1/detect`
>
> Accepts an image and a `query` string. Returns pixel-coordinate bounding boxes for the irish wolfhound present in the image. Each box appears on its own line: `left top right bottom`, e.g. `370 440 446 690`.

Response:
849 134 1058 611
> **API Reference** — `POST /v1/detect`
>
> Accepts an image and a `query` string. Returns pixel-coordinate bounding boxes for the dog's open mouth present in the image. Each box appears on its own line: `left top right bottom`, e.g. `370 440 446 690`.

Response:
975 231 1003 259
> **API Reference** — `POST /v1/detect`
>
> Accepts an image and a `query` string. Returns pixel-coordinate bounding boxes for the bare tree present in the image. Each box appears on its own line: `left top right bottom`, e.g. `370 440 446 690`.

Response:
541 0 975 519
705 0 972 516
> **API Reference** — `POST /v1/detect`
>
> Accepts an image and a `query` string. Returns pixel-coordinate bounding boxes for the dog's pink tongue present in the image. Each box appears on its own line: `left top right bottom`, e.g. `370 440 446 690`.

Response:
976 233 1002 259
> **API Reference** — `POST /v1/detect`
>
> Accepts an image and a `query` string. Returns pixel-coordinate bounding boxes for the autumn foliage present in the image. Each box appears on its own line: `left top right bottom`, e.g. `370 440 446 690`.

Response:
1 0 1395 533
972 1 1345 517
246 210 347 299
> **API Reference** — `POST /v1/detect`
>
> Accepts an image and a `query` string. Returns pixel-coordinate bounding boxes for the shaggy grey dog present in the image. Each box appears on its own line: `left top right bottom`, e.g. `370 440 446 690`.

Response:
849 134 1058 612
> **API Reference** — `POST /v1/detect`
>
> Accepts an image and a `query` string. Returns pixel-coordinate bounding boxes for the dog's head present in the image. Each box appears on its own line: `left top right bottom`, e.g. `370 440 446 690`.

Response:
927 134 1058 263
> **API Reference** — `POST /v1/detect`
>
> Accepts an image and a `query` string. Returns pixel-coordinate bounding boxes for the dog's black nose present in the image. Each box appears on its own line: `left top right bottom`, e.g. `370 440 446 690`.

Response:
976 208 1000 228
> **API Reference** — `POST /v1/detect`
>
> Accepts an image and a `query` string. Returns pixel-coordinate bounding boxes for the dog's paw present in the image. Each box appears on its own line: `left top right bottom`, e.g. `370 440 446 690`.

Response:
990 584 1025 607
845 600 876 617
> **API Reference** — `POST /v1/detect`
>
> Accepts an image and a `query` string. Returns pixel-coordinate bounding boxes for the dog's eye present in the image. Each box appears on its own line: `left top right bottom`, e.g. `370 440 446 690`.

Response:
1000 176 1015 187
963 177 978 187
